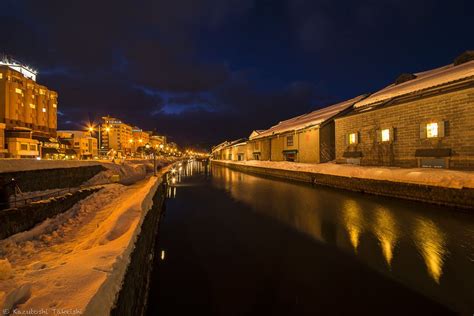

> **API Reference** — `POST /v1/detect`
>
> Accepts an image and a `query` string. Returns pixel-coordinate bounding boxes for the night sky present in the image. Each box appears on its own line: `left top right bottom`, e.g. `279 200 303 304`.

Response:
2 0 473 149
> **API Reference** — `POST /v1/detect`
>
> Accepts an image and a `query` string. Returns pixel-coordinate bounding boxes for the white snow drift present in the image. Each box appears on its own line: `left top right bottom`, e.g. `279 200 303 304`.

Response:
0 175 162 315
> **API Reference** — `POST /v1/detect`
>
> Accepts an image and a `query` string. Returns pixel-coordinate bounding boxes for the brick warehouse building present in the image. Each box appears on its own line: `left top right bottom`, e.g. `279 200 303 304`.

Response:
335 54 474 170
252 95 366 163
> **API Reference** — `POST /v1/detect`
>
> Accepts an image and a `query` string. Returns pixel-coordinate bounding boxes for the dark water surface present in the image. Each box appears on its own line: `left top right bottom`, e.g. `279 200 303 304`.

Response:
147 161 474 315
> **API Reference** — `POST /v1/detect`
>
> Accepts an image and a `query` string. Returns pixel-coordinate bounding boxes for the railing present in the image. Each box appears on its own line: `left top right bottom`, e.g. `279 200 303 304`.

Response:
1 183 101 210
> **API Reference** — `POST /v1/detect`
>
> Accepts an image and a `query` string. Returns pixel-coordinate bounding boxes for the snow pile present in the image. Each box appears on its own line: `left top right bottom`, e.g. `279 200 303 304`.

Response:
0 259 12 281
84 161 147 186
218 160 474 189
86 158 177 186
0 176 161 315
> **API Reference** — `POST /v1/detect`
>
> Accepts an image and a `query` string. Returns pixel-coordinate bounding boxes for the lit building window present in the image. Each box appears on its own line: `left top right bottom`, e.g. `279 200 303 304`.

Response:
42 108 46 113
0 73 3 79
53 103 57 108
287 135 294 146
29 104 36 109
426 122 438 138
15 88 23 94
381 129 390 142
39 89 46 95
348 133 357 144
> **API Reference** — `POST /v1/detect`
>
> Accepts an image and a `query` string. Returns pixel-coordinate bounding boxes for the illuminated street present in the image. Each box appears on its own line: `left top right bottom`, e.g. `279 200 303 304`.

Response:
1 1 473 315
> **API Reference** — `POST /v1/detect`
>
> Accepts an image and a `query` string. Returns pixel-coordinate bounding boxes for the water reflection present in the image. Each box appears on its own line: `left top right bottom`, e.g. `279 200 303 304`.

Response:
342 199 364 253
208 162 474 314
414 217 448 283
373 206 399 268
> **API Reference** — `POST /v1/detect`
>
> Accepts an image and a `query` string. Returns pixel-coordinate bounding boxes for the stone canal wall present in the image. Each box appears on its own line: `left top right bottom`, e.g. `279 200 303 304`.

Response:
110 176 167 316
0 165 105 194
212 160 474 210
0 188 99 239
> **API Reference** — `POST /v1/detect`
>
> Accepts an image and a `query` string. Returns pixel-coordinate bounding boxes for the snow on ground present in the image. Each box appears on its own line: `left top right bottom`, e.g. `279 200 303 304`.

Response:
0 174 163 315
217 160 474 189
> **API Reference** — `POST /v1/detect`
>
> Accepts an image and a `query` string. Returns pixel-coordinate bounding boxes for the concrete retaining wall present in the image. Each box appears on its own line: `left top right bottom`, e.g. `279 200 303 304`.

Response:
110 179 167 316
212 161 474 210
0 188 99 240
0 165 105 194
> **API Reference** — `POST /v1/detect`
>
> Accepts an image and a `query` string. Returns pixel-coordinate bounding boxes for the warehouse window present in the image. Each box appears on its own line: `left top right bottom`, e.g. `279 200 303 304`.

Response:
348 132 358 145
426 122 438 138
420 121 445 139
287 135 294 146
29 144 36 151
20 144 28 151
381 129 390 142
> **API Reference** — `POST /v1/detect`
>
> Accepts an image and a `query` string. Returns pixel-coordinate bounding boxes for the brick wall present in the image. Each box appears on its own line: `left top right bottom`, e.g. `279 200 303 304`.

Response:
297 128 319 163
246 138 271 160
320 122 335 162
335 86 474 169
270 135 285 161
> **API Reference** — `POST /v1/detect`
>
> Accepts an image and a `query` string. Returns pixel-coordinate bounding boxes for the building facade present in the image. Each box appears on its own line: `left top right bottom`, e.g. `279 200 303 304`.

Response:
149 134 166 150
0 59 58 158
57 130 98 159
247 131 271 160
100 116 133 156
252 95 365 163
335 57 474 169
0 123 6 157
0 63 57 137
4 129 39 158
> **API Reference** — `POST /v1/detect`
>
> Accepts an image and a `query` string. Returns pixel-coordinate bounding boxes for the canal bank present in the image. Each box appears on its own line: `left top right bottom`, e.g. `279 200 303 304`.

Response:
212 160 474 210
147 161 474 315
0 163 175 316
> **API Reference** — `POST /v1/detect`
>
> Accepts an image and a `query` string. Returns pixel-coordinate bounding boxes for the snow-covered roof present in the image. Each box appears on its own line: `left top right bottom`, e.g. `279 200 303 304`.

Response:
211 141 230 152
249 130 266 139
355 60 474 108
253 95 366 139
229 138 247 146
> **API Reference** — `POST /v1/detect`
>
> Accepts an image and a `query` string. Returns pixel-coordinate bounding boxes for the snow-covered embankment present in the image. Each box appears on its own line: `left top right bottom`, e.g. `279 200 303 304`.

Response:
0 174 164 315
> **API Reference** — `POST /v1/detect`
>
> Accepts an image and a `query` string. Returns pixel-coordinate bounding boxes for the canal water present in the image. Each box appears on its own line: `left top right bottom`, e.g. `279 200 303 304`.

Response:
147 161 474 315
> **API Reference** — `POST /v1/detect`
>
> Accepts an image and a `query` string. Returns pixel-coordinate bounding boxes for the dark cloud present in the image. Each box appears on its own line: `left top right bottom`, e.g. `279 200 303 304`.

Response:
2 0 472 148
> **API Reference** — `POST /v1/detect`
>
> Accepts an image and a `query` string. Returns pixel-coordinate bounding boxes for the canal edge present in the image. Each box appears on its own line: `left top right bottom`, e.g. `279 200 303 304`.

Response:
212 160 474 211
